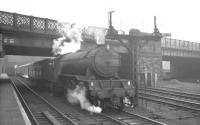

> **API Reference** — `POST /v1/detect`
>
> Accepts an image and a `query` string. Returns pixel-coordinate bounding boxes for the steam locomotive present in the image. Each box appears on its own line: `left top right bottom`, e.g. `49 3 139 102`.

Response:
16 45 135 109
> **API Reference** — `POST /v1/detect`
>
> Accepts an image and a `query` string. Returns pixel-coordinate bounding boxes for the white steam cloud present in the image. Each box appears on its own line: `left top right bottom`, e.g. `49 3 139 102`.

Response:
52 22 83 55
22 75 29 78
67 85 102 113
82 26 107 44
52 22 107 55
0 73 9 79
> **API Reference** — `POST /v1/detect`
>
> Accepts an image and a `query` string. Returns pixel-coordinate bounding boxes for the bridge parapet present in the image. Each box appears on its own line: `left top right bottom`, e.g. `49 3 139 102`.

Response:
162 38 200 51
0 11 60 37
162 38 200 58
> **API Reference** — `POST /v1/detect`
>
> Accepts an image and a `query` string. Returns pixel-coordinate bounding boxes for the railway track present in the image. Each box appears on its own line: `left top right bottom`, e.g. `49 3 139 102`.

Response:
140 87 200 102
13 77 167 125
14 77 121 125
139 87 200 112
101 109 167 125
11 77 78 125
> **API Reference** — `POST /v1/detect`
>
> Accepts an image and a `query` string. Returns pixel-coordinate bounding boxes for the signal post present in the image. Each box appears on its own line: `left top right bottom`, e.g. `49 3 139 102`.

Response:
106 12 162 106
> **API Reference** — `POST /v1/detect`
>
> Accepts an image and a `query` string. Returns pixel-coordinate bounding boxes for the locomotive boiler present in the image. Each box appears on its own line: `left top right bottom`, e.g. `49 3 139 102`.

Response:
17 45 135 109
59 45 119 79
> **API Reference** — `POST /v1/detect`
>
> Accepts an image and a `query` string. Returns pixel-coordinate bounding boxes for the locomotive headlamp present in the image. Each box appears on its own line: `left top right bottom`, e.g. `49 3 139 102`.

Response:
91 82 94 86
128 81 131 86
106 44 110 50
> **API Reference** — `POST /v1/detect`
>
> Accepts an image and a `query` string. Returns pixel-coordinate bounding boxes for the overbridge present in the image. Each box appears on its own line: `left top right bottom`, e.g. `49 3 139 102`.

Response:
162 38 200 81
0 10 60 56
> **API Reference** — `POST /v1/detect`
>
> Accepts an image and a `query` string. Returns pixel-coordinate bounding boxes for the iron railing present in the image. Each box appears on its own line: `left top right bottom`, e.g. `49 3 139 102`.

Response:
0 11 60 37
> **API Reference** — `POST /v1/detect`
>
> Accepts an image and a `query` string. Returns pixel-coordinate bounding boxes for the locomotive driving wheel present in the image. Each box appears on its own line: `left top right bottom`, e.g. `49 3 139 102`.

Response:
92 97 102 107
50 82 55 95
129 96 135 107
119 97 125 110
64 83 68 99
63 79 79 100
53 80 64 96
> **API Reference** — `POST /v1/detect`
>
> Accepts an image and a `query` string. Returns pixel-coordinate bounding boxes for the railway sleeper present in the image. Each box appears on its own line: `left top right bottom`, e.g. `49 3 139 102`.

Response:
43 111 62 125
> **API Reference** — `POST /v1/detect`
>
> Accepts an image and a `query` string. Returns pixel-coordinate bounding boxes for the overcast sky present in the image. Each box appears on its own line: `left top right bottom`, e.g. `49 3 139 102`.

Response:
1 0 200 42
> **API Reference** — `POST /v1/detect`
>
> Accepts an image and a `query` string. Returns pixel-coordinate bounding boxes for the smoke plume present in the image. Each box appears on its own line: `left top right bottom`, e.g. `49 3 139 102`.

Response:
52 22 83 55
82 26 107 44
52 22 107 55
67 85 102 113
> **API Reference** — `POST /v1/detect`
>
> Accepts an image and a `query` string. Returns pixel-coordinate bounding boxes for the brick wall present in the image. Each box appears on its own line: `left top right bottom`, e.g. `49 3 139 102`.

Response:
81 34 162 88
136 40 162 87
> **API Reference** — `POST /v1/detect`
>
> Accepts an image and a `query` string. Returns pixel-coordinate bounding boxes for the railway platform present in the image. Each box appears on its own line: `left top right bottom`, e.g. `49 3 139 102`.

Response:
0 80 31 125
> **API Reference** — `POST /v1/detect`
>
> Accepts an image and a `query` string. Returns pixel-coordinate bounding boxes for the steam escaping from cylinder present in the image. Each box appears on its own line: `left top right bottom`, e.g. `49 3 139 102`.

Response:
67 84 102 113
52 22 107 55
22 75 29 78
0 73 9 79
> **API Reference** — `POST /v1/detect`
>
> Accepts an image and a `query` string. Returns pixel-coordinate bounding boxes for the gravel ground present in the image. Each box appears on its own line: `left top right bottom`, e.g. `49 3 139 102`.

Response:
157 79 200 94
135 79 200 125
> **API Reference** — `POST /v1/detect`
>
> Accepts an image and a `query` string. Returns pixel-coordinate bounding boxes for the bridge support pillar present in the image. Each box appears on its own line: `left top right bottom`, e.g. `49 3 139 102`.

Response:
0 33 5 74
0 58 5 74
163 57 200 82
0 33 3 55
163 60 185 80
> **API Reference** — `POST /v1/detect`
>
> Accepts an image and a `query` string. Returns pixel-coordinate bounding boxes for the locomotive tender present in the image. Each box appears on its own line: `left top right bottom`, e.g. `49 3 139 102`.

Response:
16 45 135 108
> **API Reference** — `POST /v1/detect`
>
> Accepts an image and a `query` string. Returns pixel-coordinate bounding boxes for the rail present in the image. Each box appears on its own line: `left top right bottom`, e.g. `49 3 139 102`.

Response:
139 87 200 112
101 108 167 125
11 77 78 125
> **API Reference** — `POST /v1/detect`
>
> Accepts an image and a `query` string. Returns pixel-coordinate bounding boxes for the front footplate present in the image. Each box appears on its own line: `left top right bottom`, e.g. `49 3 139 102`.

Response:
88 79 135 99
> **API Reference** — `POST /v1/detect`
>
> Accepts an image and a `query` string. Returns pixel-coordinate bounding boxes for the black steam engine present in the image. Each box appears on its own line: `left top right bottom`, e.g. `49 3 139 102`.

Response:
16 45 135 109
